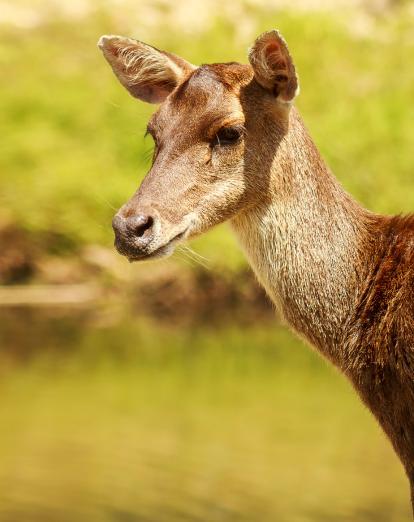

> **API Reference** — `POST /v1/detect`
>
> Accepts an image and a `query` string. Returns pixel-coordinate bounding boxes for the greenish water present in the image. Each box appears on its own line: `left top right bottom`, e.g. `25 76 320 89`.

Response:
0 308 411 521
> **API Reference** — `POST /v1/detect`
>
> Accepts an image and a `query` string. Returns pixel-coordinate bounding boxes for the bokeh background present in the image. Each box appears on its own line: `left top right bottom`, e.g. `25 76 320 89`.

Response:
1 0 414 520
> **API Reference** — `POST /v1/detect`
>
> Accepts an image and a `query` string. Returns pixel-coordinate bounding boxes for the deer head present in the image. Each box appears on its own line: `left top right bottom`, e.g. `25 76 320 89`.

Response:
98 31 299 261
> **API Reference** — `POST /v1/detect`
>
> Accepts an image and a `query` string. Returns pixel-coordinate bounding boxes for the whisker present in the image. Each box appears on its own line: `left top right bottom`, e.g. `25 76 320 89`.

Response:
182 245 210 264
106 100 121 108
177 246 204 268
173 249 198 268
179 245 211 270
95 193 118 211
141 147 155 164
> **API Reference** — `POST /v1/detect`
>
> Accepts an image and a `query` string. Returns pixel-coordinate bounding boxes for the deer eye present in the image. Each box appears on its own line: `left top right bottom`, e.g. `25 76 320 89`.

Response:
212 126 243 147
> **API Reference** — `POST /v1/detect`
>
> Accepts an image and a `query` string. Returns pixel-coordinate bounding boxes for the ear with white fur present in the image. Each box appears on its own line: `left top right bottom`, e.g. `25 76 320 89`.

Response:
248 30 299 104
98 35 195 104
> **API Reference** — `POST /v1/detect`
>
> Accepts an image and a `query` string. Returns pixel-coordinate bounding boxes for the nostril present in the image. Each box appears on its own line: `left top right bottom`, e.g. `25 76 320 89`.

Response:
128 214 154 238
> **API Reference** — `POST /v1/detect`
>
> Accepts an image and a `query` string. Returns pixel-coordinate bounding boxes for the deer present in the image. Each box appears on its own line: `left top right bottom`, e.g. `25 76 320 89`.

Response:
98 30 414 512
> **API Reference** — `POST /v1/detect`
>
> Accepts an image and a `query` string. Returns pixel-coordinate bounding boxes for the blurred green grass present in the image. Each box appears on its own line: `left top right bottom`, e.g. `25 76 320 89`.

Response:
0 8 413 271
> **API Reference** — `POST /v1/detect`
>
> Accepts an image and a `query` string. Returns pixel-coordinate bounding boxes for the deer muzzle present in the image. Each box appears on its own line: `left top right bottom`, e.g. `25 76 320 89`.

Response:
112 209 191 261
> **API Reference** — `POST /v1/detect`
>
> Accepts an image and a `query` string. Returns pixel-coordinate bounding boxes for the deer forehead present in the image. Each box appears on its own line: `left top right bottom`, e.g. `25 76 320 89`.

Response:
149 63 252 142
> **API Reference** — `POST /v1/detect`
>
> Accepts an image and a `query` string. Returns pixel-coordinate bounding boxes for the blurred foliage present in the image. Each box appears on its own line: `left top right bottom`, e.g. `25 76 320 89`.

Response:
0 7 413 271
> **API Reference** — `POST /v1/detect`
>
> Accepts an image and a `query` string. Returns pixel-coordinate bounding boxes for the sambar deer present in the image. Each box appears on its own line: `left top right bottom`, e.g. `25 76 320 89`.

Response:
98 30 414 511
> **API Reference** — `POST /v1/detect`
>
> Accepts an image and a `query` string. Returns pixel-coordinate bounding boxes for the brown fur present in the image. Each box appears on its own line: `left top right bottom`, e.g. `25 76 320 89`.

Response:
346 215 414 500
99 31 414 511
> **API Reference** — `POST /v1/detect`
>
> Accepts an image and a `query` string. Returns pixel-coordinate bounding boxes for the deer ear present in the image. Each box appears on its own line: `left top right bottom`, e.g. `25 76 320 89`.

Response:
248 30 299 104
98 35 195 104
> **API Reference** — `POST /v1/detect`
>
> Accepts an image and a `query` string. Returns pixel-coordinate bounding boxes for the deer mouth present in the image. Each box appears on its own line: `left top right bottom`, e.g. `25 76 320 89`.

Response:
126 226 189 262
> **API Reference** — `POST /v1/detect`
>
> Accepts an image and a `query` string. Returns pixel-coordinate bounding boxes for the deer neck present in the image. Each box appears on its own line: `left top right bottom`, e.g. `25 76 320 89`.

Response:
232 108 372 364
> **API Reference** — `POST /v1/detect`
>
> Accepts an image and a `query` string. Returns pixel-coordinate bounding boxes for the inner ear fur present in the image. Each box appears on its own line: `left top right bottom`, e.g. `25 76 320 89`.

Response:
98 35 195 104
248 30 299 103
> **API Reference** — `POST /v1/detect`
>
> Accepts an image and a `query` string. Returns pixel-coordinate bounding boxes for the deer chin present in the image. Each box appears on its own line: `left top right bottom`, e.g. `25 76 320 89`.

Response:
126 226 189 262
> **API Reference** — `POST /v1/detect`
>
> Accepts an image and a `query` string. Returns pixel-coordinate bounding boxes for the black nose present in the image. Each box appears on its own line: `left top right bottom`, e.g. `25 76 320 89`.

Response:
112 213 155 254
125 214 154 237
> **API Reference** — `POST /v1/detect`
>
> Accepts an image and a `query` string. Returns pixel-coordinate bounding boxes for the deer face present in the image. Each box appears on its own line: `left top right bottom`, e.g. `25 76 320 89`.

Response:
98 31 298 261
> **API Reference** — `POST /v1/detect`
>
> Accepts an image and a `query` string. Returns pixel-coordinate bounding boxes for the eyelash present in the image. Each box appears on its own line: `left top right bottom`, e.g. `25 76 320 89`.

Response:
212 126 244 147
145 125 244 151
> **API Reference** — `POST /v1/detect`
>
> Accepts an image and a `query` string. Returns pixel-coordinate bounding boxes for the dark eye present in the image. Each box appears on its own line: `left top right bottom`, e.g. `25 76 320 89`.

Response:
212 126 243 147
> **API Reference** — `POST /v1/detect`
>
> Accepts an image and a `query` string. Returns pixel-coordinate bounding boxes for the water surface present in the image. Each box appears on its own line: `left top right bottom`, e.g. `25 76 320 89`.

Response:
0 308 410 521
